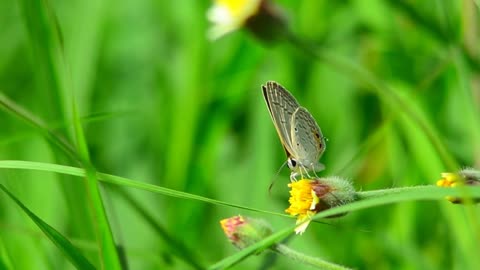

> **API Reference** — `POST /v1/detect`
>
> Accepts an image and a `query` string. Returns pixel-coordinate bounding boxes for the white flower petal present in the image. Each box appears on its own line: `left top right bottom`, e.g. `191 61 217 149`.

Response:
207 5 234 24
207 24 238 40
294 219 311 235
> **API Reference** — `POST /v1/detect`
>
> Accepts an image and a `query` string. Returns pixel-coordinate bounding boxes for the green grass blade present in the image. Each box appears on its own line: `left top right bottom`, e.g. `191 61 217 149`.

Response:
16 0 73 136
0 184 96 270
0 93 79 163
0 110 136 147
209 185 480 269
0 160 290 218
0 236 13 270
8 0 122 263
111 187 204 270
208 227 295 270
1 160 479 213
0 89 204 269
2 160 480 268
71 98 121 270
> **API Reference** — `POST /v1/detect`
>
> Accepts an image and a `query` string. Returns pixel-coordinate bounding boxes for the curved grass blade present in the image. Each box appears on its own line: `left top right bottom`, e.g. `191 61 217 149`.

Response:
0 184 96 270
13 0 119 266
12 0 123 265
15 0 123 265
208 226 295 270
0 160 291 219
209 185 480 269
0 93 205 262
1 160 480 215
0 93 79 163
2 160 480 268
0 110 136 147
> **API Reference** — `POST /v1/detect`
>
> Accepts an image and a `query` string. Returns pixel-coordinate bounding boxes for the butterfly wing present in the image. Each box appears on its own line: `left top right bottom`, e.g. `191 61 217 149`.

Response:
262 81 300 158
290 107 326 170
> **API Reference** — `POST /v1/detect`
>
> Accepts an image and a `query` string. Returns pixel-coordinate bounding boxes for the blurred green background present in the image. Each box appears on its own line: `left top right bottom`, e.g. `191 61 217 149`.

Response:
1 0 480 269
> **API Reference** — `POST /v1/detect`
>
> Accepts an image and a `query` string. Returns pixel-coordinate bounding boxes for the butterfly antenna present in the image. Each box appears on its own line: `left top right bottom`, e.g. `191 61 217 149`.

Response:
268 161 288 194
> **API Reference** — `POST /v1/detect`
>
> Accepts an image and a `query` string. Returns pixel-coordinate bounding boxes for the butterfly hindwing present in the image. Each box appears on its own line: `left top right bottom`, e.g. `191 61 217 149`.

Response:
290 107 326 167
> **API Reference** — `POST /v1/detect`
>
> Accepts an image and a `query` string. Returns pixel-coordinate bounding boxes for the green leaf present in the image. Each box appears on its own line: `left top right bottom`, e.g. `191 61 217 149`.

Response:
0 184 96 270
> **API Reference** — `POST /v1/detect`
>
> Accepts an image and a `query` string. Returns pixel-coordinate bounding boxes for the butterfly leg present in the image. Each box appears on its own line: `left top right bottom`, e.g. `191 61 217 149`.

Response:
311 164 320 178
299 165 312 179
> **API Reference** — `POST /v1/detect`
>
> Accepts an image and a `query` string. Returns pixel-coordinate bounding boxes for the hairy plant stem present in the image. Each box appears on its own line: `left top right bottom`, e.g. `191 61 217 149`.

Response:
271 244 352 270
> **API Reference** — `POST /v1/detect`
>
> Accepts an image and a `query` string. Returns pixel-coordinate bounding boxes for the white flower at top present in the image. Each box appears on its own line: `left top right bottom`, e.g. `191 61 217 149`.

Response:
207 0 262 40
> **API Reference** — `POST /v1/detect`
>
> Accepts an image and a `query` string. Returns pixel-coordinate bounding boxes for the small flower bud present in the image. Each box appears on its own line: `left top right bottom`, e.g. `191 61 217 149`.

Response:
220 215 273 250
285 177 356 234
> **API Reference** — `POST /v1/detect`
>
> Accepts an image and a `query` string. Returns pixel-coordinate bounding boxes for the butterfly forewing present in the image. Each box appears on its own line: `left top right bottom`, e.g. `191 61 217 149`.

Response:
290 107 326 166
262 81 300 156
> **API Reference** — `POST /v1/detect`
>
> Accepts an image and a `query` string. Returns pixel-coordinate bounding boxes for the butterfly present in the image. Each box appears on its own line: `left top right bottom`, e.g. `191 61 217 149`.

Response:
262 81 326 180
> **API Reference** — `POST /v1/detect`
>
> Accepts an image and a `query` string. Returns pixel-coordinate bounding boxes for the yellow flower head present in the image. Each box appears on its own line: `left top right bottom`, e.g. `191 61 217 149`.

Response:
437 169 480 203
207 0 262 40
285 179 324 234
285 177 355 234
436 172 463 188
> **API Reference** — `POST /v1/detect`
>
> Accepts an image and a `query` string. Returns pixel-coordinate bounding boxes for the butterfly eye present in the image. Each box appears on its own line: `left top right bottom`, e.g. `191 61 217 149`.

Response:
287 158 297 169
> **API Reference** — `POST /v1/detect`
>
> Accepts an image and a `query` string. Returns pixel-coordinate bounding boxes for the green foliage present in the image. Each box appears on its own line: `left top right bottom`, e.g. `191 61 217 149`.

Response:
0 184 96 270
0 0 479 269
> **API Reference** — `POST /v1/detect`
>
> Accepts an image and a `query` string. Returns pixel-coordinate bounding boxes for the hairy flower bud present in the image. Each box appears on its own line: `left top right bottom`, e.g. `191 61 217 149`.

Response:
220 215 273 250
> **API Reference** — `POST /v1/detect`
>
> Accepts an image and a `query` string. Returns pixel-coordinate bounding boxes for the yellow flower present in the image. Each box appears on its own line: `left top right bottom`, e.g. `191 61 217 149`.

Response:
285 180 322 235
286 177 355 235
207 0 262 40
437 169 480 203
436 172 462 188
